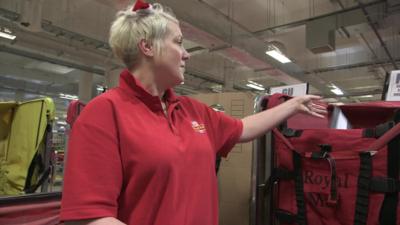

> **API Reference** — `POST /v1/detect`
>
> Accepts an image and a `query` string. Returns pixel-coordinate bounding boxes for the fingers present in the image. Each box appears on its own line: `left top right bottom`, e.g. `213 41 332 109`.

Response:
295 95 323 105
304 102 328 118
293 94 328 118
305 94 322 100
309 111 325 118
310 103 327 112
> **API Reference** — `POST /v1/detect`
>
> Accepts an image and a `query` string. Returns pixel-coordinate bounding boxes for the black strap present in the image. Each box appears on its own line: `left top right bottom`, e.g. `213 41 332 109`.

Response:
273 167 295 180
282 128 303 138
275 209 297 224
354 152 372 225
309 144 338 205
24 124 52 193
370 177 400 193
24 167 51 194
273 154 307 225
24 153 42 192
293 152 307 225
24 153 45 193
310 144 332 159
326 156 338 205
363 121 394 138
379 117 400 225
264 168 295 195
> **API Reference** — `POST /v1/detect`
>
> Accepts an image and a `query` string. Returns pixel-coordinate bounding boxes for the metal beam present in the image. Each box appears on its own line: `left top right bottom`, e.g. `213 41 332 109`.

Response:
323 89 382 98
0 45 105 75
0 62 75 84
304 58 400 74
0 76 78 96
357 0 399 70
252 0 386 35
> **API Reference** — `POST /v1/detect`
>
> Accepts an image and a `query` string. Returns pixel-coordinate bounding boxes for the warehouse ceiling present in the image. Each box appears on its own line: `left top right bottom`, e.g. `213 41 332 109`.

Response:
0 0 400 118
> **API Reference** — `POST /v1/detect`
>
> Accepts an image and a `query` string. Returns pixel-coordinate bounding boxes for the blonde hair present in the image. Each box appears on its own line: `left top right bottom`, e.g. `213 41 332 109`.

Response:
109 2 178 69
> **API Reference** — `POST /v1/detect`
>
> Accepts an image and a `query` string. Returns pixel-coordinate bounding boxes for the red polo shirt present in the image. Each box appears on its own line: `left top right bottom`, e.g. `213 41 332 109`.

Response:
60 70 243 225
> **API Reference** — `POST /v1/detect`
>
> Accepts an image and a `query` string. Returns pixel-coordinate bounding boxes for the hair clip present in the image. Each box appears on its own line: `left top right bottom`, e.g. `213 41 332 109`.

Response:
132 0 151 11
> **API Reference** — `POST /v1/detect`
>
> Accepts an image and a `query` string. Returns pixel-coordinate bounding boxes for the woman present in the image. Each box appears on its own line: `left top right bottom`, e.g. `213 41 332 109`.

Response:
60 1 326 225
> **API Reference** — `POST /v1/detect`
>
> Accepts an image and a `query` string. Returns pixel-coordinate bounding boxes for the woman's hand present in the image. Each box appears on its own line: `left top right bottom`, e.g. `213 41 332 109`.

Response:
240 94 327 142
289 95 327 118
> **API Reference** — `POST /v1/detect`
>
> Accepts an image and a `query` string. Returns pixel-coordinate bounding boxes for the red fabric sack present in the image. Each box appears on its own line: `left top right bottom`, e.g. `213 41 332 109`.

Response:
266 94 400 225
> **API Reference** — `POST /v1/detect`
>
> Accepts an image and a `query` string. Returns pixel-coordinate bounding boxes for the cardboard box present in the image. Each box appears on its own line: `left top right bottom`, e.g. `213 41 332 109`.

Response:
190 92 255 225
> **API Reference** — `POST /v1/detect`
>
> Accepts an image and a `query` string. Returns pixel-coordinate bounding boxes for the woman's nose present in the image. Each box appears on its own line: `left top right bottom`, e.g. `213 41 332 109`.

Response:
182 48 190 60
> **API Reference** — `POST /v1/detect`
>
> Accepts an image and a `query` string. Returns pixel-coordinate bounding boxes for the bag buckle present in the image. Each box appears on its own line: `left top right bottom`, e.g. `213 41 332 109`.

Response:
311 144 332 159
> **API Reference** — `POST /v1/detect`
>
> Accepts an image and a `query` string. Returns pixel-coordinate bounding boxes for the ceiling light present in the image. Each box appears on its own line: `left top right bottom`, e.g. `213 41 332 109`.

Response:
265 45 291 64
56 121 67 125
0 27 16 40
210 84 222 93
331 89 344 96
246 81 265 91
329 84 344 96
59 93 78 100
358 95 373 98
96 85 107 92
24 62 74 74
246 83 265 90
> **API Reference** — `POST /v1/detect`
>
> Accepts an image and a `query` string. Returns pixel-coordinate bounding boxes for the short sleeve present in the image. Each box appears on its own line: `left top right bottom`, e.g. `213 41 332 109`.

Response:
60 96 123 221
202 104 243 157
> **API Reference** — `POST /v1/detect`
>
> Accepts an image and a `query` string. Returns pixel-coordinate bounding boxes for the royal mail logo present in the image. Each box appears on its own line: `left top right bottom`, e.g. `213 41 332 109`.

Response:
191 121 206 134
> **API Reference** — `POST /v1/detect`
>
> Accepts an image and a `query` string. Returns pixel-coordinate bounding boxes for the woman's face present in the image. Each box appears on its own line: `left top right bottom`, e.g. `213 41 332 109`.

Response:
154 22 190 87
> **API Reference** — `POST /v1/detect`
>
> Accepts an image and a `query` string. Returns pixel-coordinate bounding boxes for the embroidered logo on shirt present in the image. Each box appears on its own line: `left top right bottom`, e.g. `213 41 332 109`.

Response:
191 121 206 134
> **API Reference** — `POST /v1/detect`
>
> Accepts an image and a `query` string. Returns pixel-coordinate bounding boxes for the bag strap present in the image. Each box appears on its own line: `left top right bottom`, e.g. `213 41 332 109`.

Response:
23 152 44 193
264 168 295 195
370 177 400 193
272 128 296 151
362 121 394 138
378 111 400 225
293 152 307 225
275 209 297 224
354 152 373 225
24 167 51 194
305 144 339 205
274 153 307 225
369 121 400 151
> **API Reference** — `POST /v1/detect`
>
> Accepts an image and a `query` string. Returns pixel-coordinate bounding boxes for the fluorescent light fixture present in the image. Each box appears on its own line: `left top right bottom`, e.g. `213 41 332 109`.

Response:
0 32 16 40
59 93 78 100
358 95 373 98
24 61 74 74
248 80 262 85
330 84 344 96
266 49 291 64
0 27 16 40
246 81 265 91
57 121 67 125
210 84 222 93
331 88 344 95
246 83 265 90
96 85 105 92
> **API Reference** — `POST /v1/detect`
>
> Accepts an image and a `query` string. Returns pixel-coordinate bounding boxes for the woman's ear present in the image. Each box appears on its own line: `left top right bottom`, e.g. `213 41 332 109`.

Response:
138 39 154 57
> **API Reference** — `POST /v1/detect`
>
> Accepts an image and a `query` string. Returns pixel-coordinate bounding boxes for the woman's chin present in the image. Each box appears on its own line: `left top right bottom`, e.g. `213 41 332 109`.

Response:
176 73 185 84
168 76 184 89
